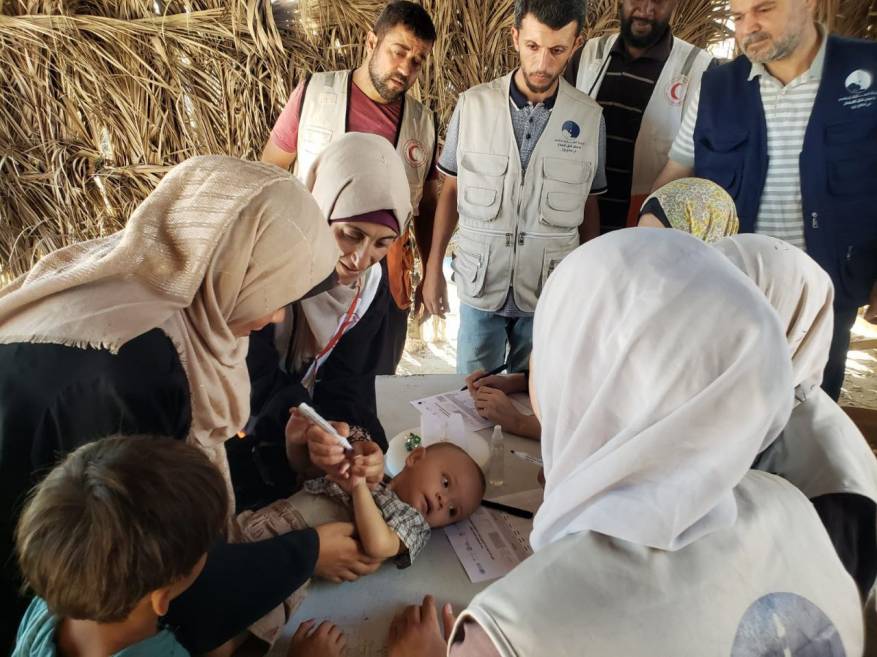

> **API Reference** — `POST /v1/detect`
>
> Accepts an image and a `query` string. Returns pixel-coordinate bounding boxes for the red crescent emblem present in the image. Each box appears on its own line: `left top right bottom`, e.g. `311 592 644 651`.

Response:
668 81 685 104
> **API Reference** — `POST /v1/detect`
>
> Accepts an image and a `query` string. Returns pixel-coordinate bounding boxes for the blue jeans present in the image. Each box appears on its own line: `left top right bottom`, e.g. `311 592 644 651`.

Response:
457 304 533 375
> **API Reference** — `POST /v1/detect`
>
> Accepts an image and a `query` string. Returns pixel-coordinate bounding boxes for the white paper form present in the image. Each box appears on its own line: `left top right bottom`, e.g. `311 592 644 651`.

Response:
444 488 543 583
410 389 493 431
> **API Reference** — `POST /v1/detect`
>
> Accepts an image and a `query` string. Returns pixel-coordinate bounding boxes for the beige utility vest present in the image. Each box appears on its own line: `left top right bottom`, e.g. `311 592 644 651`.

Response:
576 33 712 197
293 70 436 213
456 472 864 657
453 74 602 313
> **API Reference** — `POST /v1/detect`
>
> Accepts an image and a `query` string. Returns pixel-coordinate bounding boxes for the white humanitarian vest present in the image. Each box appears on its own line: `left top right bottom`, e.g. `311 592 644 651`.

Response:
457 472 864 657
294 70 436 213
576 33 712 197
756 389 877 504
453 74 602 313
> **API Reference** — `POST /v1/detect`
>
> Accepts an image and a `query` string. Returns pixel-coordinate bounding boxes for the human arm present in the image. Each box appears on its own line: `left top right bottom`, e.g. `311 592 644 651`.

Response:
650 83 699 191
413 178 440 320
580 195 601 243
261 140 297 171
473 387 541 440
465 370 528 396
579 115 607 242
350 480 403 559
422 177 458 318
260 81 305 171
387 596 458 657
651 159 694 193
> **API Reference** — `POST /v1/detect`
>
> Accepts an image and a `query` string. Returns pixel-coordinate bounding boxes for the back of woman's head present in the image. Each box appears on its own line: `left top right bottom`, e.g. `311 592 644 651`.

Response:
530 228 793 552
16 436 228 622
713 233 834 401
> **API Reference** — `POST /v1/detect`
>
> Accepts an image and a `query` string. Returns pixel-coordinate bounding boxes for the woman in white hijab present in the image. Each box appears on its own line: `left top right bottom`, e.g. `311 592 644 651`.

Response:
236 133 413 506
0 156 366 654
715 233 877 600
386 229 863 657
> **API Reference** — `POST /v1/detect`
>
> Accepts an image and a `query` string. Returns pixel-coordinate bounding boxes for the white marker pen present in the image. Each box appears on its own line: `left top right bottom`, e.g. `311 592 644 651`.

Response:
297 403 354 451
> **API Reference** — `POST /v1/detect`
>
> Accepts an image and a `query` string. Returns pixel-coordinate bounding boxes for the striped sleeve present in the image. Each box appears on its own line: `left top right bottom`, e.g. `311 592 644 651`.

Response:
668 83 700 168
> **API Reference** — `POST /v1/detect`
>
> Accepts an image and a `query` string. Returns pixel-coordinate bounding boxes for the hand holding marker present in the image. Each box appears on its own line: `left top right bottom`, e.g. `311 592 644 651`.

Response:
297 402 353 451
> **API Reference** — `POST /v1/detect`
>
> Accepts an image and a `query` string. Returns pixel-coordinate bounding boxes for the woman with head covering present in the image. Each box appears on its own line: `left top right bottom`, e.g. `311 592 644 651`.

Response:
637 177 739 242
386 229 863 657
234 133 413 507
0 156 373 654
715 233 877 600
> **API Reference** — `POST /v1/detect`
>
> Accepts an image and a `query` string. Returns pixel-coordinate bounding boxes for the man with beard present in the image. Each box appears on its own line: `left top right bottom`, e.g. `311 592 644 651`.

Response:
422 0 606 375
653 0 877 403
262 1 439 375
564 0 713 233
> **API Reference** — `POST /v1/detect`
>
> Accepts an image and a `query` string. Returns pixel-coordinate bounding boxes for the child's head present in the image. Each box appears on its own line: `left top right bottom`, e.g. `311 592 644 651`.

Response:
16 435 228 623
390 442 485 528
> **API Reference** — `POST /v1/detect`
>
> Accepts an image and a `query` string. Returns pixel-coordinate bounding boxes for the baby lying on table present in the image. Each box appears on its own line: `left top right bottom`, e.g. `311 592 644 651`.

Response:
238 426 486 644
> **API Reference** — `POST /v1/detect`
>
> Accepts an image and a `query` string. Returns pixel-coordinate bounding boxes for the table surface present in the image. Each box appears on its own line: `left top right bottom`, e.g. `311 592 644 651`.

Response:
268 374 542 657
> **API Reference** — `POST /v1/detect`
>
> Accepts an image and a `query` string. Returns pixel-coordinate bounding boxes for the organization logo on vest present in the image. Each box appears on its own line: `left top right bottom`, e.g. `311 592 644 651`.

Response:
555 120 584 154
839 69 876 110
403 139 426 168
666 76 689 105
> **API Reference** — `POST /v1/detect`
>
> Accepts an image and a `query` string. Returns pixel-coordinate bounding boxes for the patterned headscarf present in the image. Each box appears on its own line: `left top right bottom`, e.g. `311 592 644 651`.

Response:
640 178 739 243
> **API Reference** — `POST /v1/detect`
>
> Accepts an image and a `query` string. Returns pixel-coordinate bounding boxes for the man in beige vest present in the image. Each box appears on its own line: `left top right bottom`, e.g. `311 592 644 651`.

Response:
261 1 439 375
564 0 713 232
422 0 607 375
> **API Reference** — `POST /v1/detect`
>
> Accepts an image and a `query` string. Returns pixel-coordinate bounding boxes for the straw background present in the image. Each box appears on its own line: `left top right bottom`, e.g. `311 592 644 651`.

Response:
1 0 874 279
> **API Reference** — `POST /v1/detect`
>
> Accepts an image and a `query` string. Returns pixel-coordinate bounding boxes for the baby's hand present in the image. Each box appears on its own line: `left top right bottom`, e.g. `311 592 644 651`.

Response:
329 457 367 494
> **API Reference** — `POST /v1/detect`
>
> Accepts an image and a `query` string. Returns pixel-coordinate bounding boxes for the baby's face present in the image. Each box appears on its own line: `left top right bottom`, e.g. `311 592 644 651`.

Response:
389 444 484 528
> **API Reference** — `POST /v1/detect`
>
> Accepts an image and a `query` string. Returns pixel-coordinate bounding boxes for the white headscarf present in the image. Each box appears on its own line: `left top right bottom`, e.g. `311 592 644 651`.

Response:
281 133 413 375
530 229 794 552
713 234 834 404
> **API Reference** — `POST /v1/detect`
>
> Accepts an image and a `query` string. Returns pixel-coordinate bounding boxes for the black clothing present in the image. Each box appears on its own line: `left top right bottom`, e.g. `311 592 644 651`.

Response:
813 493 877 600
231 276 390 511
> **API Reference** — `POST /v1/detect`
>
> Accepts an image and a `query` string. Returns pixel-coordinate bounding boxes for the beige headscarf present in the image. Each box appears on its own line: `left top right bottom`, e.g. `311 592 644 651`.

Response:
713 234 834 403
0 156 339 464
282 133 413 376
640 178 739 243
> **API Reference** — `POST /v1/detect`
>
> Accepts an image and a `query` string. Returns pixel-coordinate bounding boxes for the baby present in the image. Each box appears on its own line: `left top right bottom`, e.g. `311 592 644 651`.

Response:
238 426 485 643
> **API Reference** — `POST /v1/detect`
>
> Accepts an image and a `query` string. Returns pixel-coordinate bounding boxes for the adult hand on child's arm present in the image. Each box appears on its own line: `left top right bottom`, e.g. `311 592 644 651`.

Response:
387 595 455 657
314 522 383 583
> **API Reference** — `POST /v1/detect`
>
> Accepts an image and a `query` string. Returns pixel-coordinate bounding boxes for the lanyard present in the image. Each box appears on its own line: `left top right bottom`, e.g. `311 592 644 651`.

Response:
301 282 362 392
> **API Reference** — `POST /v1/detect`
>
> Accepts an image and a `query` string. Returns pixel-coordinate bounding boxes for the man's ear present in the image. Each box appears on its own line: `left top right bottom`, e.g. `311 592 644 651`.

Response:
404 446 426 468
366 31 379 57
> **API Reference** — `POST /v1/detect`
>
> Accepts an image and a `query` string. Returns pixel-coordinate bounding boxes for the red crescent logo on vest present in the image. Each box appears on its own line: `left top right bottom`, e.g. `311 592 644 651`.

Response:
403 139 426 168
667 77 688 105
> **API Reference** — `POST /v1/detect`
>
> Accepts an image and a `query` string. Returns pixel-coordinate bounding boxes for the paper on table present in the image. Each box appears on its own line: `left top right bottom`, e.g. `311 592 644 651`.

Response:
444 488 543 584
411 389 493 431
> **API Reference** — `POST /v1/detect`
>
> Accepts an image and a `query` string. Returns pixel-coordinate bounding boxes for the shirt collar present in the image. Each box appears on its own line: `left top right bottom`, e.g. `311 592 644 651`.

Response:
509 70 559 110
613 27 673 62
748 23 827 83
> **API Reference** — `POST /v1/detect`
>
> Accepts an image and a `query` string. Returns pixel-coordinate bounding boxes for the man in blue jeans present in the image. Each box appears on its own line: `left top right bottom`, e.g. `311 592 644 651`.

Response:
421 0 607 374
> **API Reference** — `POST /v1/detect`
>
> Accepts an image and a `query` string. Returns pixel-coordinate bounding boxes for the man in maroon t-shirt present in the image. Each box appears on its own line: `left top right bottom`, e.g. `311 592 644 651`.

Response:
262 2 439 376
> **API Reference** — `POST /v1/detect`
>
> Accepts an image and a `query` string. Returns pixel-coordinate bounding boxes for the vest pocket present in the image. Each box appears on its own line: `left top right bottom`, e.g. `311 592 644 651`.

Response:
695 132 746 198
458 153 508 223
300 127 333 154
539 158 590 228
538 245 576 295
451 244 488 298
828 156 877 197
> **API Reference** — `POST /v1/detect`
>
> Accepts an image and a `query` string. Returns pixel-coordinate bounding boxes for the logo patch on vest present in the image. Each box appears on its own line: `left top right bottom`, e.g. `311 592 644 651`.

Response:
839 69 876 110
561 121 581 139
403 139 426 168
667 76 689 105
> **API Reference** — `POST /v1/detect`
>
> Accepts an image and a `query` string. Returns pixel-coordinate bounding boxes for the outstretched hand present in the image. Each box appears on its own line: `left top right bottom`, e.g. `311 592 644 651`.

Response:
387 595 456 657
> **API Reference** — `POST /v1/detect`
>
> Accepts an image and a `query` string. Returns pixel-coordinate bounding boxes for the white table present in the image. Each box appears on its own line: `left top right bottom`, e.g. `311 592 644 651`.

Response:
269 374 542 657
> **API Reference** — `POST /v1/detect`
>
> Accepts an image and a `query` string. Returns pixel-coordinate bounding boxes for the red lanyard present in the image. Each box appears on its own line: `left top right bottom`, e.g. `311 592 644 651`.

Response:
313 283 362 363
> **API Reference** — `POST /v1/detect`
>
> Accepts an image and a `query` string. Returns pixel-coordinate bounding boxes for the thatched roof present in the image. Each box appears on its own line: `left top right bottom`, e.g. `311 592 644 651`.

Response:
0 0 873 279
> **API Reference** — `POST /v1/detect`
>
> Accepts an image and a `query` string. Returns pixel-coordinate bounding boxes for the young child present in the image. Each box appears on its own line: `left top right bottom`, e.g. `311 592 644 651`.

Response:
12 436 347 657
238 431 486 643
12 436 228 657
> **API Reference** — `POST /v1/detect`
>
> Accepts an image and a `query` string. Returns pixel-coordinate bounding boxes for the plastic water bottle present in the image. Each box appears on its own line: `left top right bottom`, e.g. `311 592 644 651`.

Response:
488 425 505 487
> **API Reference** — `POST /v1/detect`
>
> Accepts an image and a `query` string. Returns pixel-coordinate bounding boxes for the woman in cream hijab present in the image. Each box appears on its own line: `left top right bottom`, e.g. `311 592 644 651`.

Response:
238 133 413 506
0 156 347 653
387 230 863 657
715 233 877 600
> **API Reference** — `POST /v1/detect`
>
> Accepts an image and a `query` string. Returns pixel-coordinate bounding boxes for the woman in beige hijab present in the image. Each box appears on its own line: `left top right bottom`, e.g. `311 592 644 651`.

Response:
0 156 369 654
238 133 413 503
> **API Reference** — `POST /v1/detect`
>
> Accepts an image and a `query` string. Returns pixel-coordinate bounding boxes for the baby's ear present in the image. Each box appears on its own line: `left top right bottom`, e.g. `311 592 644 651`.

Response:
404 446 426 467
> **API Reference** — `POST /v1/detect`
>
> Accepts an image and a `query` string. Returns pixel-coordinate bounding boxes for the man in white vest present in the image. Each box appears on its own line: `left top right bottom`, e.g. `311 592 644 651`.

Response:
422 0 607 375
564 0 713 233
261 1 439 375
